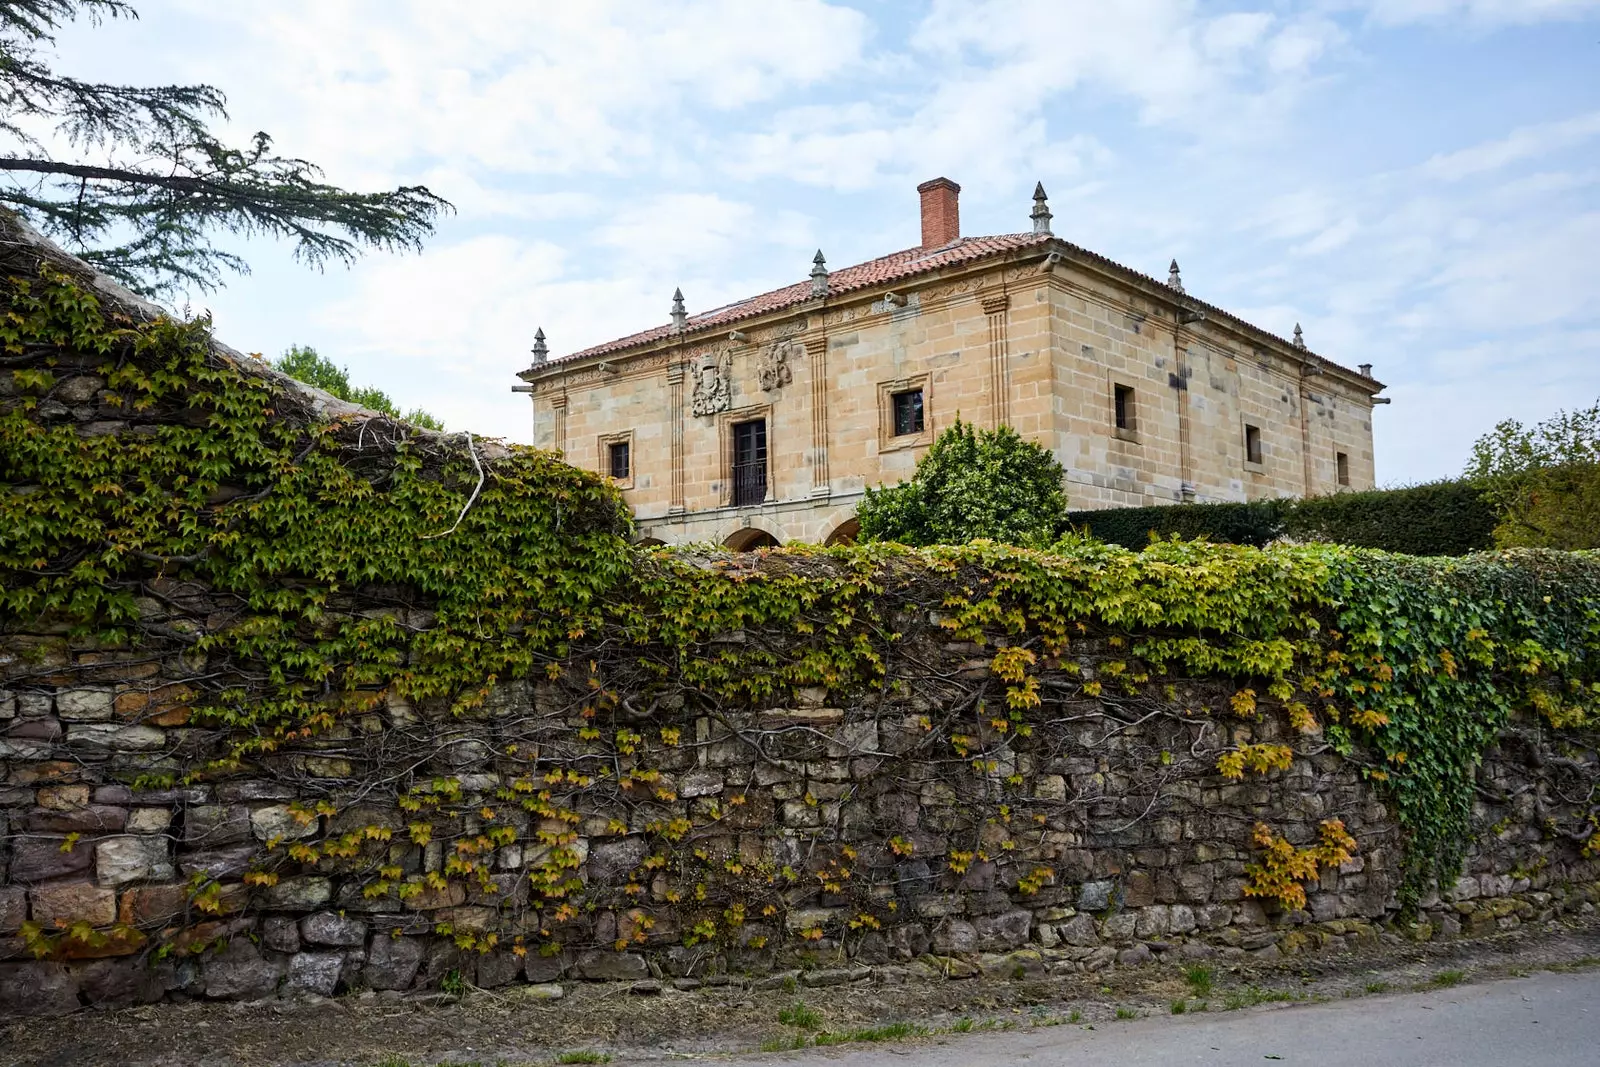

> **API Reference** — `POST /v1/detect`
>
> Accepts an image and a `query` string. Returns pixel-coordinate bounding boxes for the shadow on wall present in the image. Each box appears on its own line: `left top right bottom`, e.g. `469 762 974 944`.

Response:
825 518 860 546
724 528 781 551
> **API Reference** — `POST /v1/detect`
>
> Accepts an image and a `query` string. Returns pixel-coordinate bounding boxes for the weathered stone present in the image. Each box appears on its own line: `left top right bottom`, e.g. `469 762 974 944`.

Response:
1117 944 1154 966
1134 905 1170 939
678 770 724 798
974 909 1032 951
263 876 333 910
475 951 521 989
366 935 424 991
30 881 117 926
1169 904 1198 934
576 949 648 981
522 952 568 983
185 805 253 846
1101 913 1137 943
95 836 173 886
0 962 80 1016
588 838 648 882
12 835 94 882
67 722 166 751
285 951 345 996
202 941 281 999
1083 946 1119 971
79 957 174 1006
630 978 664 995
250 804 318 842
300 911 367 947
0 886 27 933
126 807 172 833
20 804 128 834
179 845 256 881
1056 913 1099 947
520 982 565 1000
262 916 301 953
1078 880 1114 911
932 919 978 954
117 884 187 925
55 688 114 721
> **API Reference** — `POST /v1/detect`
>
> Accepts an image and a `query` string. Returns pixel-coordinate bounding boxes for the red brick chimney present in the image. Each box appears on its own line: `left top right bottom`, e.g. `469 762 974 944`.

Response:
917 177 960 249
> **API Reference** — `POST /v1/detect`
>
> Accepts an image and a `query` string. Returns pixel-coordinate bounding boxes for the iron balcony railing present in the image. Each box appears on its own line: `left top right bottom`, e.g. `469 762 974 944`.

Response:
731 461 767 507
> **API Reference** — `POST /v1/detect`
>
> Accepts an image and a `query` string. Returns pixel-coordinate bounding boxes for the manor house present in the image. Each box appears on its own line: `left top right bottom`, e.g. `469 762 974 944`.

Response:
513 178 1385 548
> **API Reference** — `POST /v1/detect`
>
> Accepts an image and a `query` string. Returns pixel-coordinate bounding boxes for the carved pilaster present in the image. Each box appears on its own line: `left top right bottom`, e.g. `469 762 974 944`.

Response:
982 291 1010 428
550 390 568 457
805 335 829 496
667 364 686 513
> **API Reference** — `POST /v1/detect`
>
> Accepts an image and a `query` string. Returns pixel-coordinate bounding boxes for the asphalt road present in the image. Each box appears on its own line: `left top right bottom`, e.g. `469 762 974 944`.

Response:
722 970 1600 1067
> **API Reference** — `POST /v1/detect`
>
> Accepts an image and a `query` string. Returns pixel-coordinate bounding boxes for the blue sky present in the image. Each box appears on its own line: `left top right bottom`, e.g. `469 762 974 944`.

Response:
42 1 1600 485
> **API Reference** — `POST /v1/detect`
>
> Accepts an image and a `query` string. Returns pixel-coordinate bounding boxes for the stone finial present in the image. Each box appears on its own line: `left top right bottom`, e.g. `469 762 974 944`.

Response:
1030 182 1052 236
530 327 548 364
810 249 829 297
1293 323 1307 351
670 288 687 334
1168 259 1184 293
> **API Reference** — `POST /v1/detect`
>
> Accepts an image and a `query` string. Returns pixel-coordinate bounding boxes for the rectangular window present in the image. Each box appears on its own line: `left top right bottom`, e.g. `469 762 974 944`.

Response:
607 440 630 480
1113 383 1136 434
731 419 768 507
891 388 925 437
1337 451 1350 486
1244 424 1263 466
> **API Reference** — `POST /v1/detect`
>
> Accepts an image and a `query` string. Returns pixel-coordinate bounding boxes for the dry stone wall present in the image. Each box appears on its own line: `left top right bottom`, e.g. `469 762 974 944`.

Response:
2 212 1598 1018
3 616 1598 1017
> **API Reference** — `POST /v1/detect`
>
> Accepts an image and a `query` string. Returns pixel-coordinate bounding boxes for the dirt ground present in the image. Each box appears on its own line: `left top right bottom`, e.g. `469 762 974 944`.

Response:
6 917 1600 1067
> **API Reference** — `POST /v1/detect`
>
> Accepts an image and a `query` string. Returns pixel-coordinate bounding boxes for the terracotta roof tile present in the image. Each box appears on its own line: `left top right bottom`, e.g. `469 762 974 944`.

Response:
546 230 1379 387
556 233 1051 363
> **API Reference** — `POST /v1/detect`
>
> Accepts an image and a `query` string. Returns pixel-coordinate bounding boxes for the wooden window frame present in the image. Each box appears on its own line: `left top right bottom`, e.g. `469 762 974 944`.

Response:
877 374 933 453
717 403 775 508
1111 379 1139 443
598 429 634 490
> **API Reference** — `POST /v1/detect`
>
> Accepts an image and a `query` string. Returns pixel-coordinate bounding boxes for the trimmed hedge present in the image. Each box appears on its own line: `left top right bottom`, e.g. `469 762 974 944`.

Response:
1283 481 1498 556
1067 500 1281 550
1068 480 1497 556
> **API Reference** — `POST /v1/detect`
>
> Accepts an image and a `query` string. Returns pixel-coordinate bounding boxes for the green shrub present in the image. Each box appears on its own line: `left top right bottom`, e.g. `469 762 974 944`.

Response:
1068 480 1495 557
857 418 1067 547
1282 481 1496 556
1066 501 1282 550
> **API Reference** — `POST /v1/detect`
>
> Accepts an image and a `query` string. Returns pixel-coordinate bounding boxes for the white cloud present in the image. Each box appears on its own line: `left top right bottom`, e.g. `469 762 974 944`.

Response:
1420 111 1600 181
1346 0 1600 25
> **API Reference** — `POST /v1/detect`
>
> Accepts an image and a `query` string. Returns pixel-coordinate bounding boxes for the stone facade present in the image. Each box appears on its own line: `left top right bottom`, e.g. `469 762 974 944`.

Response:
516 180 1386 547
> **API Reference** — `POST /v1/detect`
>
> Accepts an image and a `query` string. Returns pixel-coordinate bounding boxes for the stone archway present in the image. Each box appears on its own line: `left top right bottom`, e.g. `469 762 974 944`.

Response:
724 528 781 552
824 518 860 546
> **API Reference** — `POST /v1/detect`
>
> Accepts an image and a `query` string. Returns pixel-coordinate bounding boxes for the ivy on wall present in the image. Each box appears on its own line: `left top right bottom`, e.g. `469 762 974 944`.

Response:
4 262 1600 962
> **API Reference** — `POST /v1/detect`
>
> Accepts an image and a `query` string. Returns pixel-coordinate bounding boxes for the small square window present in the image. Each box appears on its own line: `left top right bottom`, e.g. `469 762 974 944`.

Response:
1113 384 1136 434
608 440 631 480
892 389 925 437
1244 424 1263 466
1336 451 1350 486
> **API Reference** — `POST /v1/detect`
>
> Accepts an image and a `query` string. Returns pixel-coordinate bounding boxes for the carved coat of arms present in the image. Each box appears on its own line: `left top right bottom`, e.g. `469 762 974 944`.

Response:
690 349 732 416
758 341 799 393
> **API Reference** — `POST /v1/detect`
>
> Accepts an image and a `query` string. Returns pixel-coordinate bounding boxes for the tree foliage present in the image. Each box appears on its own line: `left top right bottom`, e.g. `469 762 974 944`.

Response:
0 0 449 296
271 344 443 430
856 419 1067 547
1467 397 1600 550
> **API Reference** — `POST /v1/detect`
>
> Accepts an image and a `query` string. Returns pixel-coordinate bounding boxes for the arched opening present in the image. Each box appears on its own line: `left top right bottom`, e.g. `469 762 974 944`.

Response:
824 518 860 546
724 528 781 552
634 537 667 548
